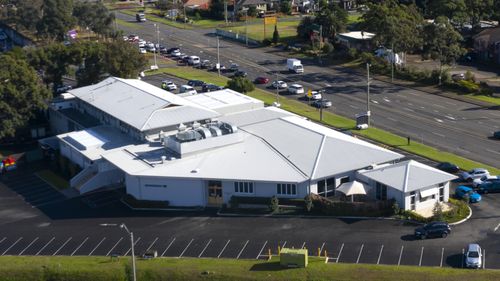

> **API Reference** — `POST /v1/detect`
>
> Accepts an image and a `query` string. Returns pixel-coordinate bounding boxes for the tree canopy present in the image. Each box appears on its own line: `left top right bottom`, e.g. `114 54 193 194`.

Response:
36 0 75 41
73 1 115 37
422 16 465 68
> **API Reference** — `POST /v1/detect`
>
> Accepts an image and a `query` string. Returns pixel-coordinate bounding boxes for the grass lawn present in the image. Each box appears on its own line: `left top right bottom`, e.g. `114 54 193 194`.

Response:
0 256 499 281
114 18 139 29
35 169 69 190
465 94 500 106
347 13 363 24
146 66 500 174
120 9 190 29
222 20 299 41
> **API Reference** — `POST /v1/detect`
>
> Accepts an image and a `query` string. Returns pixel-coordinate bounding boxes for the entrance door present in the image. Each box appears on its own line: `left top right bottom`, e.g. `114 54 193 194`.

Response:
207 181 223 206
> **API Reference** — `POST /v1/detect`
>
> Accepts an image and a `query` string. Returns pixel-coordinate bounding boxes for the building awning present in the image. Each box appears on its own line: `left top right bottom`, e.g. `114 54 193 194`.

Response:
419 187 438 198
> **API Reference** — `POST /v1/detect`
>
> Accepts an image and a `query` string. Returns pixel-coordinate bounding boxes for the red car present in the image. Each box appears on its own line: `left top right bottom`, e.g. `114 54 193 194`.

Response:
254 77 270 84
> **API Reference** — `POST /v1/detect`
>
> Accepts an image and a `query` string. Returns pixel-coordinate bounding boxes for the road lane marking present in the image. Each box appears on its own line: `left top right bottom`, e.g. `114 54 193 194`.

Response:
161 237 176 257
486 149 500 156
256 240 268 259
2 237 23 256
71 237 89 256
349 105 359 109
301 242 306 249
218 240 230 258
36 237 55 256
434 118 443 123
432 132 445 137
236 240 249 259
377 245 384 265
356 244 364 264
124 237 141 256
336 243 344 263
145 237 159 252
404 108 414 112
198 239 212 258
179 239 194 258
494 223 500 232
106 237 123 256
440 248 444 267
419 247 424 266
89 237 106 256
372 100 379 104
281 241 287 249
387 117 397 122
445 115 455 120
319 242 325 255
52 237 72 256
18 237 38 255
398 246 404 266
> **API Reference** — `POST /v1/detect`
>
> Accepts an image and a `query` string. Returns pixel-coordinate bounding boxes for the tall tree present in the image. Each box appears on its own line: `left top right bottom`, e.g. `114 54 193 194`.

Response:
0 55 51 138
15 0 43 32
313 2 348 39
465 0 494 28
208 0 225 20
104 40 147 79
297 16 315 41
425 0 468 25
37 0 75 41
73 1 115 37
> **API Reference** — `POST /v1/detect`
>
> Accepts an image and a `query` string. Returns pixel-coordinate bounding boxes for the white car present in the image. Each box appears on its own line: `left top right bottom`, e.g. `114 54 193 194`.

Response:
171 50 182 57
465 243 482 269
305 90 322 100
460 168 489 182
179 85 197 95
161 80 177 91
472 175 499 188
138 40 146 48
139 47 147 54
272 80 288 89
188 56 200 66
288 84 304 95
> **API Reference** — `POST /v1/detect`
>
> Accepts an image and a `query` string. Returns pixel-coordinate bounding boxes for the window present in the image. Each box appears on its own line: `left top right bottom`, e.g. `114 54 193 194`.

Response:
234 182 254 194
145 184 167 188
439 183 445 202
376 182 387 200
317 180 325 195
277 183 297 195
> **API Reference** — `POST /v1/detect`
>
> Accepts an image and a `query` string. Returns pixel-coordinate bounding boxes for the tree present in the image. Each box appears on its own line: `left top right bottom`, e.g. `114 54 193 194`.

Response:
272 24 280 43
465 0 494 28
247 6 257 17
297 16 315 41
208 0 225 20
305 194 313 212
270 196 279 213
313 2 348 40
73 1 115 37
37 0 75 41
226 77 255 93
493 0 500 21
432 201 444 221
425 0 468 25
104 40 147 79
0 55 51 139
280 0 292 15
14 0 43 32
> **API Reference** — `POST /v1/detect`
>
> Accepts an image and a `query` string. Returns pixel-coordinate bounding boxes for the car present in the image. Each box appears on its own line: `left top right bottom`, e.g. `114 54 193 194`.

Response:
478 181 500 194
136 13 146 22
271 80 288 89
200 60 211 69
464 244 482 269
128 34 139 42
187 80 205 87
452 73 466 82
288 84 304 95
142 250 158 259
188 56 200 66
305 90 322 100
312 99 332 108
158 45 168 54
145 45 156 53
55 85 73 94
139 47 147 54
161 80 177 91
436 162 460 173
180 55 190 64
202 83 224 92
233 70 247 78
460 168 489 182
493 131 500 139
179 85 197 95
472 175 499 188
166 47 180 54
414 221 451 239
455 185 481 203
254 77 270 84
229 63 239 72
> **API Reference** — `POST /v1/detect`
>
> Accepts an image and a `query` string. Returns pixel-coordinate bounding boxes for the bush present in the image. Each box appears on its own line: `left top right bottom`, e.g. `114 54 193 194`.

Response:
262 38 272 46
247 6 257 17
392 201 400 215
272 25 280 44
226 77 255 93
432 201 444 221
321 42 334 54
457 80 480 93
465 70 475 82
270 196 279 213
305 194 313 212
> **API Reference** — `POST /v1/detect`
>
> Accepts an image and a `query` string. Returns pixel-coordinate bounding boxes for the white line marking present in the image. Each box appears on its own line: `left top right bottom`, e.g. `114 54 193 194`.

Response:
404 108 414 112
198 239 212 258
124 237 141 256
486 149 500 156
336 243 344 263
52 237 72 256
179 239 194 258
71 237 89 256
377 245 384 265
236 240 249 259
398 246 404 266
419 247 424 266
383 98 391 102
281 241 287 249
387 117 397 122
372 100 379 104
432 132 445 137
434 118 443 123
349 105 359 109
89 237 106 256
145 237 159 252
2 237 23 256
19 237 38 255
218 240 230 258
0 238 6 245
106 237 123 256
256 241 268 259
494 223 500 232
319 242 325 255
36 237 54 256
445 115 456 120
301 242 306 249
440 248 444 267
161 237 176 257
356 244 364 264
445 101 457 106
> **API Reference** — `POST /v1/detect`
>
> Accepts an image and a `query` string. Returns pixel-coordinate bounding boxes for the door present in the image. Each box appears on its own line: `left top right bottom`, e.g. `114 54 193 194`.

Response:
410 191 416 210
207 181 223 206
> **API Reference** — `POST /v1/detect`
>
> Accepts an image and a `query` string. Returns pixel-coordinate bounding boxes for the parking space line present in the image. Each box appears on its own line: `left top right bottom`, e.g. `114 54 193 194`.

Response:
36 237 55 256
356 244 364 264
281 241 287 249
179 239 194 258
0 237 6 245
106 238 123 256
198 239 212 258
236 240 249 259
161 237 176 257
71 237 89 256
300 242 306 249
494 223 500 232
18 237 39 255
53 237 72 256
124 237 141 256
89 237 106 256
218 240 230 258
398 246 404 266
2 237 23 256
440 248 444 267
336 243 344 263
419 247 424 266
377 245 384 265
145 237 159 252
256 241 268 259
319 242 325 255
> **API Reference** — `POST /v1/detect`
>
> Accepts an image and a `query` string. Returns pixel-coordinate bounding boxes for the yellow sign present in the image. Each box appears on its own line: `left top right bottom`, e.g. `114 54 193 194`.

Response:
264 16 277 25
307 89 312 98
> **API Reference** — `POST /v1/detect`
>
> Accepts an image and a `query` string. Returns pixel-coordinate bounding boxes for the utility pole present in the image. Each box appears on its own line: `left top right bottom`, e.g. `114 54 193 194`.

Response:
217 36 221 77
183 4 187 28
366 63 371 126
245 10 248 46
319 90 324 122
153 24 159 69
224 0 228 25
275 72 280 105
391 42 394 82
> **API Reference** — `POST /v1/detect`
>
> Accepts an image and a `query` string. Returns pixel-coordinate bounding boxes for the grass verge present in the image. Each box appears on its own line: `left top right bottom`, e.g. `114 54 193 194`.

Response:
115 18 139 29
120 9 190 29
465 94 500 106
35 169 69 190
146 66 500 174
0 256 499 281
221 20 299 41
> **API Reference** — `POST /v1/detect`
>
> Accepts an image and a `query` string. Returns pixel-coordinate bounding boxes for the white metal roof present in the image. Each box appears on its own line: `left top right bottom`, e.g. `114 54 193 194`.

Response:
338 31 375 40
359 160 458 192
183 89 264 115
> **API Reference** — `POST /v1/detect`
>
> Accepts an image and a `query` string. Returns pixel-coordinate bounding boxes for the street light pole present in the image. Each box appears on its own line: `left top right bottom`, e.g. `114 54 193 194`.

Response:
391 43 394 83
101 223 136 281
276 72 279 105
216 36 221 77
245 10 248 47
153 24 159 69
366 63 371 126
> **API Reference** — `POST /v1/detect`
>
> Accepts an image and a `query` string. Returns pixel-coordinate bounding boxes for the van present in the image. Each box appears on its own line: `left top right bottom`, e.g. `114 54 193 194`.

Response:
188 56 200 66
136 13 146 22
179 85 197 95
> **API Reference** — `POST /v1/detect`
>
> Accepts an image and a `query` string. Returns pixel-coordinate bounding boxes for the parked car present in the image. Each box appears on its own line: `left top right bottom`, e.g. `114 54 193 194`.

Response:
142 250 158 259
460 168 489 182
254 77 270 84
312 99 332 108
180 55 190 64
139 47 147 54
138 40 146 48
233 70 247 78
414 221 451 239
161 80 177 91
166 47 180 54
452 73 465 82
464 244 482 269
145 44 156 52
179 85 197 95
436 162 460 173
202 83 224 92
478 181 500 194
200 60 211 69
288 84 304 95
493 131 500 139
158 45 167 54
209 64 225 72
305 90 322 100
128 34 139 42
188 56 200 66
271 80 288 89
55 84 73 94
455 185 481 203
187 80 205 87
472 175 499 188
229 63 239 72
171 50 182 57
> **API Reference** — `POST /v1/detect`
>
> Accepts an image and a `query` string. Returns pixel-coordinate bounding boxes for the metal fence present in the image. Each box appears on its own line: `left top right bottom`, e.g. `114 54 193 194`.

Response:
215 29 260 46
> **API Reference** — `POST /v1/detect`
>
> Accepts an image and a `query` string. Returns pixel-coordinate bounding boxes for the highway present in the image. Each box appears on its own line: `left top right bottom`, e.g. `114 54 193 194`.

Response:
116 13 500 169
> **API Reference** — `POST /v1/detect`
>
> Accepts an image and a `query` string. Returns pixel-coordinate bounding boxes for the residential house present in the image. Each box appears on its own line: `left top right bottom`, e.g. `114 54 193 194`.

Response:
474 27 500 65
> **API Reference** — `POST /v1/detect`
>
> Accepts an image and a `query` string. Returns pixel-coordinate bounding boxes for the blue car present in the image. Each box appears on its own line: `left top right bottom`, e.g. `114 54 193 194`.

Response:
478 181 500 194
455 185 481 203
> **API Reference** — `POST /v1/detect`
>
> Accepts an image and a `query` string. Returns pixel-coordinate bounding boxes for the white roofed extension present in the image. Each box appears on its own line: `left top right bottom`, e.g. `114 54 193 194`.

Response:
183 89 264 114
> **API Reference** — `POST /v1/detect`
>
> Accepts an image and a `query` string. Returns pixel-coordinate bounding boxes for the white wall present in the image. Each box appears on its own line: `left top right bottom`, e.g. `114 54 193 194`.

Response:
222 181 309 204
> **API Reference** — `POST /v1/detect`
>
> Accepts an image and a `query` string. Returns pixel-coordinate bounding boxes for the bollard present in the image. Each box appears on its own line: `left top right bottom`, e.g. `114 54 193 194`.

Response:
278 246 281 255
268 248 272 260
318 248 320 257
324 250 327 258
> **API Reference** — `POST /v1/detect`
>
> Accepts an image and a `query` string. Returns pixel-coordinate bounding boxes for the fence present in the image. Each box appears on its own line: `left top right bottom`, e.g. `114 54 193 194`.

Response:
215 29 260 46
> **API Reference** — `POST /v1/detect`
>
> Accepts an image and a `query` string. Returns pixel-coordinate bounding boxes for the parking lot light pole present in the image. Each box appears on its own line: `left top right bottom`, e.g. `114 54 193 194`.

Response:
153 24 160 69
366 63 371 126
100 223 136 281
217 36 221 77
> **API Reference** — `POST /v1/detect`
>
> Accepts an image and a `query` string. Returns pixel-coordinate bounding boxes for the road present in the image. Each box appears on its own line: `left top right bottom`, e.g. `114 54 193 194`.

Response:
117 12 500 169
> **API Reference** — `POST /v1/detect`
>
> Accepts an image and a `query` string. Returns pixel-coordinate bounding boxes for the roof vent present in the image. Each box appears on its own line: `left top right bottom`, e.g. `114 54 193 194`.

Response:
178 123 187 132
192 121 201 129
176 130 202 143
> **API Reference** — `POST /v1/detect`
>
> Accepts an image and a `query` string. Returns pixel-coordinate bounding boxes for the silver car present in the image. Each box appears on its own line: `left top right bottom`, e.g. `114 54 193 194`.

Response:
472 175 499 188
460 168 489 182
465 243 482 269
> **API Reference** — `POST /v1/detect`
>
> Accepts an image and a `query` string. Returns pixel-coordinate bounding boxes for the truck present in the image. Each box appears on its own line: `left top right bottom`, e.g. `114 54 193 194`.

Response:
287 58 304 74
136 13 146 22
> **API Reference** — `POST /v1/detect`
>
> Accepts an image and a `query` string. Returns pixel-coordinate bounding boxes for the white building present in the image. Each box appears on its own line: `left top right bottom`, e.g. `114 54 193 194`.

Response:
45 77 456 211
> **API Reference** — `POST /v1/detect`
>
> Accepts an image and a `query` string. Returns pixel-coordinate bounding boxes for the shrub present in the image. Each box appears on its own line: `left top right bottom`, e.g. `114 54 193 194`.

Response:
465 70 475 82
457 80 480 93
262 38 272 46
321 42 334 54
478 82 493 96
226 77 255 93
247 6 257 17
272 25 280 44
432 201 444 221
392 201 400 215
304 194 313 212
270 196 279 213
348 48 358 59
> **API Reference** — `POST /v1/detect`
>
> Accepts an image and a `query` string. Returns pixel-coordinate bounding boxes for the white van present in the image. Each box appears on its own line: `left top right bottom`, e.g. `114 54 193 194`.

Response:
288 84 304 95
188 56 200 66
179 85 197 95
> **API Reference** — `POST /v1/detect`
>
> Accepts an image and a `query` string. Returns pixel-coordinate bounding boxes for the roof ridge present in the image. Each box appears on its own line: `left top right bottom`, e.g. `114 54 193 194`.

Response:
310 135 327 179
403 160 411 192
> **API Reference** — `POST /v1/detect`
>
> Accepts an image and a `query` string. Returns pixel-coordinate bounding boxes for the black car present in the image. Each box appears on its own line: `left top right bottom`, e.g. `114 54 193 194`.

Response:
54 84 73 94
158 45 168 54
493 131 500 139
414 221 451 239
436 162 460 173
233 70 247 78
166 47 180 54
187 80 205 87
202 83 224 92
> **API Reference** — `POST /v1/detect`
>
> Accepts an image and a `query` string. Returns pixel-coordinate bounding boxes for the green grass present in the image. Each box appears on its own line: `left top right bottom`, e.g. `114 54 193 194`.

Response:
35 169 69 190
146 66 500 173
222 20 300 41
120 9 190 29
465 94 500 106
1 256 499 281
115 18 139 29
347 13 363 24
